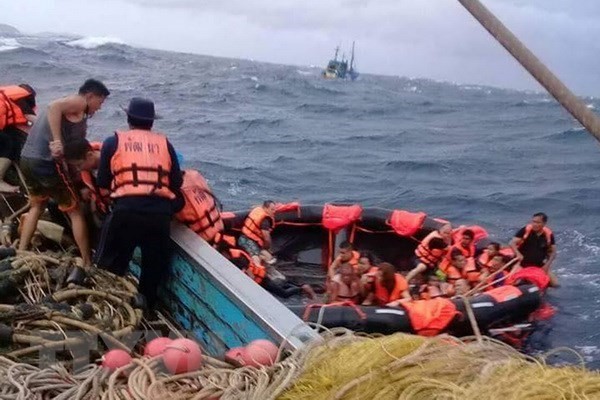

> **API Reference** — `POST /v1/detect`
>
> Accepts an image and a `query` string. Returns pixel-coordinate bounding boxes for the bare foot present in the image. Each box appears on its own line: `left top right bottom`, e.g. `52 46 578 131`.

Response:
301 284 316 300
0 181 19 193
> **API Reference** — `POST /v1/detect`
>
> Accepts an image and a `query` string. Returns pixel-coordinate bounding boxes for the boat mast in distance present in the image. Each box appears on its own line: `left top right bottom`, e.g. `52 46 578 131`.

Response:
322 42 359 81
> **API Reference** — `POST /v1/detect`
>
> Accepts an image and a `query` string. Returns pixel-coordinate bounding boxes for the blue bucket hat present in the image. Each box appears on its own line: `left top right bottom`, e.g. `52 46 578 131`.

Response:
121 97 161 121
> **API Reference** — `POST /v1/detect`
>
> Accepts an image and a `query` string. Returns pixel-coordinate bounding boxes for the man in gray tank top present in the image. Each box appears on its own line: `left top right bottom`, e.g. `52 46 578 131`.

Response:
19 79 110 268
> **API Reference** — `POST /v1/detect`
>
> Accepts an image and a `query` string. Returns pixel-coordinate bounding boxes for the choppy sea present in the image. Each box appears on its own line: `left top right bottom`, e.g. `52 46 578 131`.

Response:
1 30 599 367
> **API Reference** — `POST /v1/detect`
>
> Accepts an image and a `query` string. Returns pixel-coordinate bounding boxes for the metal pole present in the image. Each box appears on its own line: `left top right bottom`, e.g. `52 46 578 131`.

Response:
457 0 600 144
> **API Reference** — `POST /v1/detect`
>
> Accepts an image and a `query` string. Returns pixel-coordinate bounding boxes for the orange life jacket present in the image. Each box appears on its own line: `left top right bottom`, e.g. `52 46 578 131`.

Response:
228 248 266 284
175 169 224 245
461 258 480 284
402 298 458 336
485 285 523 303
448 242 475 259
477 251 493 269
520 224 553 247
505 266 551 291
80 142 110 214
415 231 447 268
477 247 514 268
439 241 477 278
436 263 462 285
0 85 33 130
241 206 274 248
110 130 175 200
374 273 408 305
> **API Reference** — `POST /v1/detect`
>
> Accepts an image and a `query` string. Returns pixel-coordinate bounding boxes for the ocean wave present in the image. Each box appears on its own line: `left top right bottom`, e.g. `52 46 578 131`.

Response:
300 81 344 96
384 159 448 172
238 117 283 130
511 98 554 107
543 127 587 141
296 69 313 76
65 36 125 49
295 103 349 114
0 38 21 52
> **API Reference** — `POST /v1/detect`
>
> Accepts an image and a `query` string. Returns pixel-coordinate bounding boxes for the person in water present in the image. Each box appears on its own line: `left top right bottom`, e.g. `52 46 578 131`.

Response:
95 97 182 309
223 246 316 299
328 263 361 304
0 84 37 193
18 79 109 267
510 212 556 273
238 200 277 267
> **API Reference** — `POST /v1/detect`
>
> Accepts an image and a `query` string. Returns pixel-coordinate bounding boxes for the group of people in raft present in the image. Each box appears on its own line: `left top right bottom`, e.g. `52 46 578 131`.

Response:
0 80 556 312
323 213 556 307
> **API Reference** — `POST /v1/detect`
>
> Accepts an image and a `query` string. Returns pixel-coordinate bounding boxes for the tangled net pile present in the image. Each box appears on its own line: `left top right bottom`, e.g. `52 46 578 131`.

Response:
1 326 599 399
0 251 143 365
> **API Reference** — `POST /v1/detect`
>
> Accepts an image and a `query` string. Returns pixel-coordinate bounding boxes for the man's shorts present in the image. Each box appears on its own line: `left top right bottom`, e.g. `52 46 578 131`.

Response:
238 235 262 257
0 128 27 162
20 157 79 212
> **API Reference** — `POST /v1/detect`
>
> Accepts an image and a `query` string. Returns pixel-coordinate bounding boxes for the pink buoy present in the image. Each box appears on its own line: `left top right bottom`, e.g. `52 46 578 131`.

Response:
241 339 278 367
144 337 173 357
102 349 132 370
163 338 203 374
224 347 246 367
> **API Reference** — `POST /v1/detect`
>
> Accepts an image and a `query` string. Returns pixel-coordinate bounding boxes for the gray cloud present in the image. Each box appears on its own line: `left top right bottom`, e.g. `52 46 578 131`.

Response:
2 0 599 95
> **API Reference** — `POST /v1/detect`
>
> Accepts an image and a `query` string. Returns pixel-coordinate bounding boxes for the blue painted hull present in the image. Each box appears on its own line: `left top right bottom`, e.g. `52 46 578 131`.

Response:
132 223 317 356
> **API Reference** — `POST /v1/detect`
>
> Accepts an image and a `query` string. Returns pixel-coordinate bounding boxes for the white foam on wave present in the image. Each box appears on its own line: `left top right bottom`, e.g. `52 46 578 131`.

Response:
587 103 595 110
66 36 125 49
296 69 313 76
575 346 599 362
568 230 600 257
0 38 21 52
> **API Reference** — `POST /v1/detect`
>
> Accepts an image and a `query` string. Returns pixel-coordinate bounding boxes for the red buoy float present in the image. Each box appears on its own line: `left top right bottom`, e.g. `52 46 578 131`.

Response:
144 337 173 357
224 346 246 367
163 338 203 374
102 349 132 370
241 339 278 367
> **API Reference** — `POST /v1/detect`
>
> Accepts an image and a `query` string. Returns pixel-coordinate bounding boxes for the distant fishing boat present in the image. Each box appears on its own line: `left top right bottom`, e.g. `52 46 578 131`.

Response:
322 42 359 81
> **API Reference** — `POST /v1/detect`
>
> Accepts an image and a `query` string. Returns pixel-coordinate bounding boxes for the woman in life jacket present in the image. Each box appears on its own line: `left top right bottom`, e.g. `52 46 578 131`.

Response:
363 262 411 306
405 235 449 283
328 263 361 304
357 251 380 297
477 242 501 269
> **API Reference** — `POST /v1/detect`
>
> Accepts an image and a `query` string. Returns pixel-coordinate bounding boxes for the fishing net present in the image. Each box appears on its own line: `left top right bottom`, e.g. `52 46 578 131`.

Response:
1 326 599 399
0 251 144 366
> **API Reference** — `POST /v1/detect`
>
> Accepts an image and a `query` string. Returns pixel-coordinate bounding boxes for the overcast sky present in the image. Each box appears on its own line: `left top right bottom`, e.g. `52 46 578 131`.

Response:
2 0 599 95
